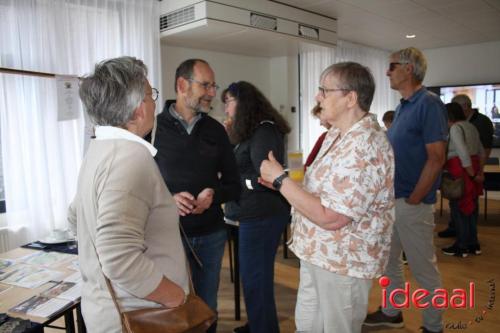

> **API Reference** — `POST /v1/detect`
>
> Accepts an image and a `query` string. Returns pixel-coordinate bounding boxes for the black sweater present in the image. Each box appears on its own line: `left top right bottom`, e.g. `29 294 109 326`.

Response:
225 122 290 221
153 102 241 236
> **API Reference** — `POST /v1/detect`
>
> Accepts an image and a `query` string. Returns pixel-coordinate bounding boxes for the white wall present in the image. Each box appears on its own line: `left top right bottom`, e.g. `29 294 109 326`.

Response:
160 44 300 151
160 44 271 123
269 56 300 151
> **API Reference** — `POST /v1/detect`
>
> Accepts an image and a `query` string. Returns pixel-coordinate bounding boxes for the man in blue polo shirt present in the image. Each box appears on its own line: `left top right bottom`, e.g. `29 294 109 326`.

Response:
364 47 447 333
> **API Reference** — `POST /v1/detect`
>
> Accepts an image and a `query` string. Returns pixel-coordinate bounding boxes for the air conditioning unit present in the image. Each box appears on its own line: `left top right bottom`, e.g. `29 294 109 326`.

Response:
159 0 337 57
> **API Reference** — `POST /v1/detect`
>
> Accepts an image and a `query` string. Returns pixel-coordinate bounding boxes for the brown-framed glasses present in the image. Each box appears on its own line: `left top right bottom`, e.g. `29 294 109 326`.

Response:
188 78 220 91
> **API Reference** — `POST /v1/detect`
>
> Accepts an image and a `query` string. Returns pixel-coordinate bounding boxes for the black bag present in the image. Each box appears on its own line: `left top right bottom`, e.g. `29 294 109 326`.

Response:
440 172 464 200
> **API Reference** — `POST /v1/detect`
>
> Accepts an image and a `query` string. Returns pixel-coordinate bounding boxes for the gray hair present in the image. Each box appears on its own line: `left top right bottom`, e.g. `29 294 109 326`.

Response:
79 56 148 127
451 94 472 110
392 47 427 83
320 61 375 112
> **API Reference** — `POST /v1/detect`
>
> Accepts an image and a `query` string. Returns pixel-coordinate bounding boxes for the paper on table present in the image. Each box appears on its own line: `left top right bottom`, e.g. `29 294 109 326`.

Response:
0 264 64 289
0 258 15 271
63 271 82 284
18 251 74 267
41 281 81 301
10 295 71 318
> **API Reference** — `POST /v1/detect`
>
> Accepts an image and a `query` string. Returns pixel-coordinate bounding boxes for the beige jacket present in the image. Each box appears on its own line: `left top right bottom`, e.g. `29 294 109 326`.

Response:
68 138 188 333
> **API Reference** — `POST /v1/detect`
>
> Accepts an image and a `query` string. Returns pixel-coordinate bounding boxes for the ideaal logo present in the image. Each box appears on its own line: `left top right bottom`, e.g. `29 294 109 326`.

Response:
378 277 495 329
445 279 495 330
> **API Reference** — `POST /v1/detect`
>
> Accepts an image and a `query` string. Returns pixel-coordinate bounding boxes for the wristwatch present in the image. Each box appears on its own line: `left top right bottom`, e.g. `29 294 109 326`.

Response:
272 172 289 191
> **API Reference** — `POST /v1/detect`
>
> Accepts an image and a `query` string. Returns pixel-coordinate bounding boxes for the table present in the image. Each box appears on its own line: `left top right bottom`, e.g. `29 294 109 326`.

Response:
0 248 85 333
483 164 500 219
224 218 241 321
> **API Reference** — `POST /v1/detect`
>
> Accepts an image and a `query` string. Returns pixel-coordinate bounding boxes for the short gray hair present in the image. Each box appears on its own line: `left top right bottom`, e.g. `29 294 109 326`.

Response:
320 61 375 112
392 47 427 83
451 94 472 110
79 56 148 126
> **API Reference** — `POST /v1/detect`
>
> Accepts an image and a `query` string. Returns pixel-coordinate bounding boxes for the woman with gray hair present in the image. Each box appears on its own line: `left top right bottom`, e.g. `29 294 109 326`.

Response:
68 56 188 333
260 62 395 333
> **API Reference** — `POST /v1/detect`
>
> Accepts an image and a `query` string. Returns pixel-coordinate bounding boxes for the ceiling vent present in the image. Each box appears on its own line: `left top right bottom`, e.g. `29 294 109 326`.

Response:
159 0 337 57
160 6 195 31
250 13 277 31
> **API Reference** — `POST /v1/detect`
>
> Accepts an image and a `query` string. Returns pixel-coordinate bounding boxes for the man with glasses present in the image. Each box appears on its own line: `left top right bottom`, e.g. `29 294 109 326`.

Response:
364 47 447 333
151 59 240 333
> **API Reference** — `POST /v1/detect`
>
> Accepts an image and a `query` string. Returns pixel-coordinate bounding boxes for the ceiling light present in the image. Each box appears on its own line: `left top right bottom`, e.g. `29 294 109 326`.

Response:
406 34 416 39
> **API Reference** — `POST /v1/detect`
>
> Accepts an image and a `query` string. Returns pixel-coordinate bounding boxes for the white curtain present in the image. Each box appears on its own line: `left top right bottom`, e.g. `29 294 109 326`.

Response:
299 40 400 156
0 0 161 248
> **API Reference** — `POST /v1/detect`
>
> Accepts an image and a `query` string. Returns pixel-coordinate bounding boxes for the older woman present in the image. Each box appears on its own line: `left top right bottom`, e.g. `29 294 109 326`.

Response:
260 62 395 333
222 81 291 333
68 56 188 333
441 102 484 257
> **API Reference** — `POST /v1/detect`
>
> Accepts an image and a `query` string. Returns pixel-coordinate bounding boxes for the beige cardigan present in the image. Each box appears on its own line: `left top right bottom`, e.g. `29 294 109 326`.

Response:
68 139 188 333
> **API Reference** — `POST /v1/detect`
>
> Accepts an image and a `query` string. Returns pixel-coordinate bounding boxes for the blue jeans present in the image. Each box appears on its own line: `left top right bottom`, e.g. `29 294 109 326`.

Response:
239 215 290 333
449 199 479 249
183 228 226 333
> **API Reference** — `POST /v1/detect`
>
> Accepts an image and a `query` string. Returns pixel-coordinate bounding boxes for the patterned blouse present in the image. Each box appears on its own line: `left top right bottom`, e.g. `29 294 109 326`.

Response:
289 114 395 279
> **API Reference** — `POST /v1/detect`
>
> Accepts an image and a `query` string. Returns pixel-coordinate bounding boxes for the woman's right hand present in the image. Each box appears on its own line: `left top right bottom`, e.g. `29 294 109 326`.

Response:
145 277 186 308
163 282 186 308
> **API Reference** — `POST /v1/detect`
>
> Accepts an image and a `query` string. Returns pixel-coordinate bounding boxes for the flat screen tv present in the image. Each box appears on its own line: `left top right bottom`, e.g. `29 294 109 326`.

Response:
428 83 500 148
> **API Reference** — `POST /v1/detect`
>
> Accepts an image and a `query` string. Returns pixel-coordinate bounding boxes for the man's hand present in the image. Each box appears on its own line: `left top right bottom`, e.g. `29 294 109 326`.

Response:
173 192 195 216
192 188 214 215
405 197 420 205
260 151 285 187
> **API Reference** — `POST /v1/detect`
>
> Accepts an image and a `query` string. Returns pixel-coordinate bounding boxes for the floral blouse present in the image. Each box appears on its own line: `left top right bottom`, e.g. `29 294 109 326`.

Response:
289 114 395 279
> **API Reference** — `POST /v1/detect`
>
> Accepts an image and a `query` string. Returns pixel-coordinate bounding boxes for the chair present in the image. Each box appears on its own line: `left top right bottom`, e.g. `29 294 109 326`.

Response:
483 157 500 220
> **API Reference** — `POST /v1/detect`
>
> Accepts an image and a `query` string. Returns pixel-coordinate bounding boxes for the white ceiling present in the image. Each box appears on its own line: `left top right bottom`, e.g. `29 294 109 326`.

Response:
272 0 500 51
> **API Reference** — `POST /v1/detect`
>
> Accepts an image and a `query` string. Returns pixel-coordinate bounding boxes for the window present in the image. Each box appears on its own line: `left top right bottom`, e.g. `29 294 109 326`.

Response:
0 124 4 213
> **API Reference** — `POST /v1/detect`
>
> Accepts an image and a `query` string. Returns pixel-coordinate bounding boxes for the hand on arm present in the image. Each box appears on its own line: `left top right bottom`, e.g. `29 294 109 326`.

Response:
172 192 195 216
259 151 351 230
145 277 186 308
407 141 446 205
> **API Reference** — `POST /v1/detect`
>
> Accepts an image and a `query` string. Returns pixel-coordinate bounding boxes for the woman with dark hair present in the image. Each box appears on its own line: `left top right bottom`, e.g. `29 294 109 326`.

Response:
442 102 484 257
222 81 291 333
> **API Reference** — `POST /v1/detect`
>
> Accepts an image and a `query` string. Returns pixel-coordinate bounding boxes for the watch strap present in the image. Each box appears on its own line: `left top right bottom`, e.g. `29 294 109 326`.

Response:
272 172 288 190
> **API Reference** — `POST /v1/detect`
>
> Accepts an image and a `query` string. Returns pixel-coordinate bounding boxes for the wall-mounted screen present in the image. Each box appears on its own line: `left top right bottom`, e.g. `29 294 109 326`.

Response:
428 83 500 148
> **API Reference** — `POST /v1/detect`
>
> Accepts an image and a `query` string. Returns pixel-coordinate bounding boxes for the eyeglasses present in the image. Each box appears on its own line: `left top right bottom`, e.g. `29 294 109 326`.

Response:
224 98 237 107
318 86 349 98
388 62 406 71
188 78 220 91
145 88 159 102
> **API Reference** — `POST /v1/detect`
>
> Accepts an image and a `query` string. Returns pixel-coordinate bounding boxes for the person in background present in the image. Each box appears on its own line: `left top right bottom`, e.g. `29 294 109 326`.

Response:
68 56 188 333
382 110 395 130
152 59 241 333
260 62 395 333
364 47 447 333
222 81 291 333
438 94 493 238
304 103 332 170
441 102 484 257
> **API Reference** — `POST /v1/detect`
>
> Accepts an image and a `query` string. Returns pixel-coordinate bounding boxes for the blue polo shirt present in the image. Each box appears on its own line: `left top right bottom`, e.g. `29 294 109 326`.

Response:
387 87 447 204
